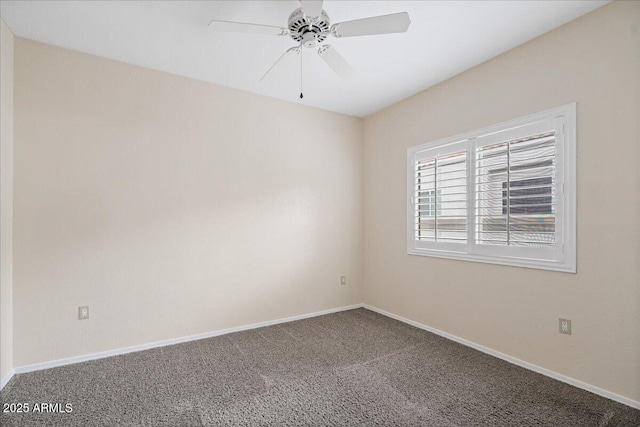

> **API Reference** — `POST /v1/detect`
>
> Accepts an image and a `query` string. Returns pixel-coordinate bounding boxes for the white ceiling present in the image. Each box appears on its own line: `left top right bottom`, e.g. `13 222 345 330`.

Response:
1 1 607 117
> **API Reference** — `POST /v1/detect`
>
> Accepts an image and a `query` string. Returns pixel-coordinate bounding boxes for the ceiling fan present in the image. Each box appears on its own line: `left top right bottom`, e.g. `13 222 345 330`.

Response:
208 0 411 98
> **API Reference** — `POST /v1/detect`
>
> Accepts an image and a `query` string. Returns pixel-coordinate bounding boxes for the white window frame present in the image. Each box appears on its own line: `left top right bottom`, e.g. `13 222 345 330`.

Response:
407 104 576 273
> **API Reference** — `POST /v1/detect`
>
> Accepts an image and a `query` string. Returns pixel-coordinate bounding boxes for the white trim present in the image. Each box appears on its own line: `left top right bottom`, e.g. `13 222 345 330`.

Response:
405 247 576 273
409 104 575 154
10 303 639 410
474 118 556 148
13 304 363 375
363 304 640 410
1 369 15 390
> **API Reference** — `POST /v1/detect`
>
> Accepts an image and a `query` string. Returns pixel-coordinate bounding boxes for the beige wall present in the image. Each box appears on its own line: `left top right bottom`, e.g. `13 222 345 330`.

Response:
363 0 640 403
1 18 15 384
13 38 363 367
7 0 639 406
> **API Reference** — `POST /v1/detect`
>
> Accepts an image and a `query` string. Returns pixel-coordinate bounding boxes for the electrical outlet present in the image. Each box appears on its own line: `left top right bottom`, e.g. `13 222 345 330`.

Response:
559 318 571 335
78 306 90 320
340 276 347 285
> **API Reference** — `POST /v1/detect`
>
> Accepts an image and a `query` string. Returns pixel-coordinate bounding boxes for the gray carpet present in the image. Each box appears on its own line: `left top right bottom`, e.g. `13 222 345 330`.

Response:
1 308 639 426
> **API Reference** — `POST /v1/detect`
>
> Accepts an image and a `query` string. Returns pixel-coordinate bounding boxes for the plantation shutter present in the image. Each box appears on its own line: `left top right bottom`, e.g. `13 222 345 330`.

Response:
474 118 560 252
407 104 574 272
414 142 468 247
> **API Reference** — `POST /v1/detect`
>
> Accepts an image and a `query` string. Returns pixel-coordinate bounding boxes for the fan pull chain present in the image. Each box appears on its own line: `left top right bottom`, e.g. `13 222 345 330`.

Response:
300 47 304 99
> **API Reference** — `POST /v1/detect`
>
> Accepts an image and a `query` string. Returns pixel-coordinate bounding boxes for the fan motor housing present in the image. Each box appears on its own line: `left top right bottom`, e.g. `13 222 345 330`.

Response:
288 8 330 48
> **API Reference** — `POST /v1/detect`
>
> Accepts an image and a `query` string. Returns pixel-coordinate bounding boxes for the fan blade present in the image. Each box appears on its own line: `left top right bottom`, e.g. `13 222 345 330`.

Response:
208 19 287 36
318 45 355 80
331 12 410 38
300 0 324 18
260 47 300 81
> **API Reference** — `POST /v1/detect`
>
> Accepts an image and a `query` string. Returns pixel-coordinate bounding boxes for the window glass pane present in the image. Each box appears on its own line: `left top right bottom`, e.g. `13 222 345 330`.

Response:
415 151 467 243
475 132 556 247
415 158 436 241
436 151 467 242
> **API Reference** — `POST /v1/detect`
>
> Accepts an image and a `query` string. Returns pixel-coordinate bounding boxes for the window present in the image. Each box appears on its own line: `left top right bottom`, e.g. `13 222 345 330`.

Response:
407 104 576 272
418 189 441 217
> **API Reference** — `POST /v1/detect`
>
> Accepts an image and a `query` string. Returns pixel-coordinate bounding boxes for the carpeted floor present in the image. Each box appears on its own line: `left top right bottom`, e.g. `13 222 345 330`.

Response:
1 308 639 426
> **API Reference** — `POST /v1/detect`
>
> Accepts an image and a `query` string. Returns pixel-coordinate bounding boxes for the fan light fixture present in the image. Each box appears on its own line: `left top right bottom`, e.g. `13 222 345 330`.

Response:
208 0 411 99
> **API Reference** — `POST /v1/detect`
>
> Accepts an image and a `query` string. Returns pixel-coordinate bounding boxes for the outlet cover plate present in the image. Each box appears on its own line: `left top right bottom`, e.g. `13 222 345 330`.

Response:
559 318 571 335
78 306 90 320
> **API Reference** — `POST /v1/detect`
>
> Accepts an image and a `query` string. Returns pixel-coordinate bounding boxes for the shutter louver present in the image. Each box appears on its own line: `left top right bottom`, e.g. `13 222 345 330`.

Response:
415 150 467 243
475 131 556 248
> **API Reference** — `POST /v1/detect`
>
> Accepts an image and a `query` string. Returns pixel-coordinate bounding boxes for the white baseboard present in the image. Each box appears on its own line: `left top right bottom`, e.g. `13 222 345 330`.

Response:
14 303 364 375
10 302 639 410
363 304 640 410
0 369 15 391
